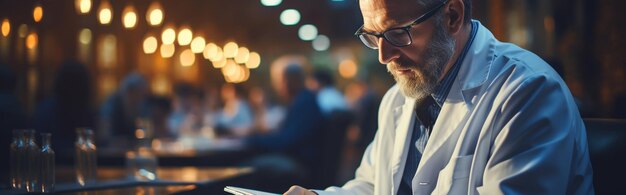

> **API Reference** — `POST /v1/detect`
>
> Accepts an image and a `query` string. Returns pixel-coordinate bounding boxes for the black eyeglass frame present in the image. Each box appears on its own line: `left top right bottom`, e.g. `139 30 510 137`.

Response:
354 0 449 49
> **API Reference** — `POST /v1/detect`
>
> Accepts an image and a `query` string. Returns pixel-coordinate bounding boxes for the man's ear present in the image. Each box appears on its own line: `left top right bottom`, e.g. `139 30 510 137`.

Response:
445 0 465 35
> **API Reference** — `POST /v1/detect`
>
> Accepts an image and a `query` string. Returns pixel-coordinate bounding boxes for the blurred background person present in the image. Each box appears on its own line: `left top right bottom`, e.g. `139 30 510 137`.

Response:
344 79 381 155
244 64 326 191
248 86 285 135
167 83 204 137
144 95 173 139
214 83 254 137
201 86 220 137
0 64 30 186
338 80 382 183
307 69 356 187
307 69 348 117
98 72 149 145
34 61 96 159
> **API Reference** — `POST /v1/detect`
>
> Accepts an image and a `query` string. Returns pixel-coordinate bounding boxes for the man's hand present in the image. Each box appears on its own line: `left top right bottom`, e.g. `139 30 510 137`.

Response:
283 185 317 195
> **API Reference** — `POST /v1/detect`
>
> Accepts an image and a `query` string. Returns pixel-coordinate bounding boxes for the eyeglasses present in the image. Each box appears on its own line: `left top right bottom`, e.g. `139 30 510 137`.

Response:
354 0 448 49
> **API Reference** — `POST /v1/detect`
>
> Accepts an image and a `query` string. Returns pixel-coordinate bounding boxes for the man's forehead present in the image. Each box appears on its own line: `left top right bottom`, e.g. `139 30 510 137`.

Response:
360 0 424 31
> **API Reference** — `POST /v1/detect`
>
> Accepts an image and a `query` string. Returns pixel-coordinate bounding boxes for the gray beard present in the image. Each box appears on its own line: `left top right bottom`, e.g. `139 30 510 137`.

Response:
388 21 455 101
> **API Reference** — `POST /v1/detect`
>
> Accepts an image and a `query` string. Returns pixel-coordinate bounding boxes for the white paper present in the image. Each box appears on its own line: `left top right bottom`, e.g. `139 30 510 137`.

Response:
224 186 279 195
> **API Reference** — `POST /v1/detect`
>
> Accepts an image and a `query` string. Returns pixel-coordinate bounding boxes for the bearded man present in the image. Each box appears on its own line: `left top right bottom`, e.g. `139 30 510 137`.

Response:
285 0 594 194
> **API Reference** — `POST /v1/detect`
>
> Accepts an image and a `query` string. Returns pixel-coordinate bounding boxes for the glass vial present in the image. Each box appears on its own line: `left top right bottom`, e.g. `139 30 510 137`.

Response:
83 129 98 185
23 129 40 192
75 128 97 186
40 133 55 193
10 129 25 190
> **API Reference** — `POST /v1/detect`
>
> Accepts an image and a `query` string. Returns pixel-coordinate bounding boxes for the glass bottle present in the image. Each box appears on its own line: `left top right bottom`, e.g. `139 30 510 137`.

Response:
126 119 158 181
23 129 40 192
74 129 85 186
10 129 25 190
83 129 98 185
40 133 55 193
75 128 97 186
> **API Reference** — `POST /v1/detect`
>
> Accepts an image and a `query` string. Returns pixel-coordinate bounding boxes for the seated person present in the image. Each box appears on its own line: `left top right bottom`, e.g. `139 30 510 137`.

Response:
214 83 254 137
244 64 326 190
99 72 149 145
285 0 593 194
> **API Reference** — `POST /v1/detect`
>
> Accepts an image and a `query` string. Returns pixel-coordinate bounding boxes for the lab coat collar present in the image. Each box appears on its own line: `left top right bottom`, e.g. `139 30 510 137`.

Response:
417 21 497 189
457 20 496 107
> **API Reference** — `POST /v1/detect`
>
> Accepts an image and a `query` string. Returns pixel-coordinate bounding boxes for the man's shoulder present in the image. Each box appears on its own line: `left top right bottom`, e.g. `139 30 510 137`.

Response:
489 42 564 88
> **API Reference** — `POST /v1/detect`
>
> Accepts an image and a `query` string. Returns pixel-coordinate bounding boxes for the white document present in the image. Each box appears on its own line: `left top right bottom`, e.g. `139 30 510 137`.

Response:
224 186 279 195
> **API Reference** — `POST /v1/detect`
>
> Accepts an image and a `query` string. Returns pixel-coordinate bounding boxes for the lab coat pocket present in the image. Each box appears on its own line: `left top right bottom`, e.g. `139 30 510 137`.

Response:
435 155 473 195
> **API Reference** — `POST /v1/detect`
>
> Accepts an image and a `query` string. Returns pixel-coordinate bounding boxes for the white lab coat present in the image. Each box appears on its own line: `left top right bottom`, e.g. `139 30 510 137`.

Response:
316 21 594 195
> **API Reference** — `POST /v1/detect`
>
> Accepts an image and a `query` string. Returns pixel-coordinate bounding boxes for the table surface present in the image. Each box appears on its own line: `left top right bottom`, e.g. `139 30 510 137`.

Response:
3 166 254 194
99 137 246 157
54 137 254 167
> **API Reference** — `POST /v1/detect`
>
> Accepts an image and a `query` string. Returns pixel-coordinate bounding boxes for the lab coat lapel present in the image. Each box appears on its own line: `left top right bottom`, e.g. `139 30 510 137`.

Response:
415 82 470 178
390 98 417 194
414 21 495 182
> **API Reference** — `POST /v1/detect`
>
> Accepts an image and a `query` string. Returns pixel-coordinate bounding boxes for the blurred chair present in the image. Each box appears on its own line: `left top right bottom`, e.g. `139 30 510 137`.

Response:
584 118 626 194
312 110 354 189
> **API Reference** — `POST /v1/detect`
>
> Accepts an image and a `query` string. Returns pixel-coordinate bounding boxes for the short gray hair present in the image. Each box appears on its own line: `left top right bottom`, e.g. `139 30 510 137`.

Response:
416 0 471 24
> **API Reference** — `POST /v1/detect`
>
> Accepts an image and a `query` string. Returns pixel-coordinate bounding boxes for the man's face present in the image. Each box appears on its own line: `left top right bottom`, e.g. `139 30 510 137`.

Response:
360 0 455 100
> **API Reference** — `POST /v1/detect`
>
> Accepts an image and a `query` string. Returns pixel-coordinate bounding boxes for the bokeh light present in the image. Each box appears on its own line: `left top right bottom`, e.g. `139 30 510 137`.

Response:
177 28 192 46
33 5 43 23
211 47 224 62
160 44 175 58
234 47 250 64
312 35 330 51
339 59 358 79
298 24 318 41
147 2 163 26
203 43 219 60
161 28 176 44
224 64 250 83
223 42 239 58
246 52 261 69
18 24 28 38
26 32 38 49
222 60 239 81
261 0 282 6
190 36 206 53
122 6 137 29
212 58 227 68
1 19 9 37
98 0 112 25
149 9 163 26
180 49 195 67
78 28 92 45
76 0 92 14
143 36 158 54
280 9 300 26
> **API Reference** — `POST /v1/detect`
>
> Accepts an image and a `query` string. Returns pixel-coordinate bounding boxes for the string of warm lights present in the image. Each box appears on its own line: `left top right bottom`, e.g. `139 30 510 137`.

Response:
0 0 262 84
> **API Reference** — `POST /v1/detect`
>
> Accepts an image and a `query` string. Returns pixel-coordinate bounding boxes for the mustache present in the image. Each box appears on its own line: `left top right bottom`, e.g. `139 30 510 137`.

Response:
387 59 418 72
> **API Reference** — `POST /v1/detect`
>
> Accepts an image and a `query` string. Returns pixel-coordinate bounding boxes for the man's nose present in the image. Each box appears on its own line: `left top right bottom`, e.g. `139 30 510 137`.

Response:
378 38 400 65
